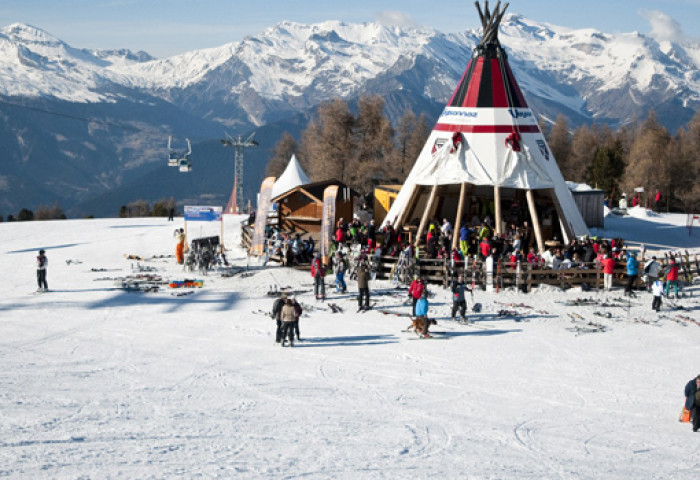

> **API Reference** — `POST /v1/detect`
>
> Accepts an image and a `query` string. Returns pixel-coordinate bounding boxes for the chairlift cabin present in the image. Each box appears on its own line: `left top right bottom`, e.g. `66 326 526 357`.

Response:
168 136 192 171
178 158 192 173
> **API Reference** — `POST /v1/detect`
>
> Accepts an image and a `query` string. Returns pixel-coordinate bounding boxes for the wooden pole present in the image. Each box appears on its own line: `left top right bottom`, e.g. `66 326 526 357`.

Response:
466 186 473 227
395 184 418 232
526 189 544 254
494 185 502 236
452 182 468 250
220 216 225 252
550 190 574 244
416 184 439 247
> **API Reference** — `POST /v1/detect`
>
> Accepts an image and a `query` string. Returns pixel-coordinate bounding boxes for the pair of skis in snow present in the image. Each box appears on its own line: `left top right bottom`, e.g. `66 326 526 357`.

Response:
567 312 608 335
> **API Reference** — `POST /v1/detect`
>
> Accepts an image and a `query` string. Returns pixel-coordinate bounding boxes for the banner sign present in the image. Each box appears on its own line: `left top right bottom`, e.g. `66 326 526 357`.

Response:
184 206 222 222
320 185 338 264
250 176 276 256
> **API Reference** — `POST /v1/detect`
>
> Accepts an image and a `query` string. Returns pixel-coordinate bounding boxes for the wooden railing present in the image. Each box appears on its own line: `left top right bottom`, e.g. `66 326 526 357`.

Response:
240 221 700 291
375 251 700 291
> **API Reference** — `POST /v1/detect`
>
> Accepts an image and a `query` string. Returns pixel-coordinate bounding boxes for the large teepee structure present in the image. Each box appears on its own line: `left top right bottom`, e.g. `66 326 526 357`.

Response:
384 1 589 252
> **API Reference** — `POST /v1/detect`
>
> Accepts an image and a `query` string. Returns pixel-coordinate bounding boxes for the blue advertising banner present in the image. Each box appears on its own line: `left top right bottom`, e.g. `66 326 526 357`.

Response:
184 206 223 222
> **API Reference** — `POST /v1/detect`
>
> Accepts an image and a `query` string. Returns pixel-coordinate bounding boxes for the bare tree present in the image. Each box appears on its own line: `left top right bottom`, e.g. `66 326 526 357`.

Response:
36 202 65 220
620 112 671 206
674 110 700 211
300 98 355 183
547 115 573 180
568 124 598 183
349 96 395 195
265 132 298 178
392 110 429 181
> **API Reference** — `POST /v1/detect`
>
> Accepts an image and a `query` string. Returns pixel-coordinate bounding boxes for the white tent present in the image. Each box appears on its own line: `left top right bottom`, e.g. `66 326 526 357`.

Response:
270 155 311 201
384 2 589 251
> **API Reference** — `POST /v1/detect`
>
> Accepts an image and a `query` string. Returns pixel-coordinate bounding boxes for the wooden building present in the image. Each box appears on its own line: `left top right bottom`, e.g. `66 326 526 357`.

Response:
272 180 356 238
373 185 402 225
571 188 605 229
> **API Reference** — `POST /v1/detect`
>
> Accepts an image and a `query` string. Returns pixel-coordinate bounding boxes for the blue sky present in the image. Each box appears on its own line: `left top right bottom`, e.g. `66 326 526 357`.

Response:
1 0 698 58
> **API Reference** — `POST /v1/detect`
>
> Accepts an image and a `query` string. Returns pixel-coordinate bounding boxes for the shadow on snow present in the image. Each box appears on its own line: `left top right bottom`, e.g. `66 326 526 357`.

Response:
0 290 240 315
6 243 84 254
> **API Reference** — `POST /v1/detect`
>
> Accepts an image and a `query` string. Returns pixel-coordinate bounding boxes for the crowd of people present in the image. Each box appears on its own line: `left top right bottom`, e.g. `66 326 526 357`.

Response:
257 207 692 320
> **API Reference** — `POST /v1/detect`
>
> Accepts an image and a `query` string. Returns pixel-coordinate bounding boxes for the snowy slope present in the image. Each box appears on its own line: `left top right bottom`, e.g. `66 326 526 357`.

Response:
1 213 699 478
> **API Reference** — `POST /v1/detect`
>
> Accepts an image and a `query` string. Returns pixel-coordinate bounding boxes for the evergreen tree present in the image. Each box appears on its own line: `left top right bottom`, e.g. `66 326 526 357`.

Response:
18 208 34 221
589 140 624 196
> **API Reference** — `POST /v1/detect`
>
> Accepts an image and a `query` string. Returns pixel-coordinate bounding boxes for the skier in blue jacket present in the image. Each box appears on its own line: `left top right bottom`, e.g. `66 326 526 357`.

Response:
415 292 433 337
624 251 639 297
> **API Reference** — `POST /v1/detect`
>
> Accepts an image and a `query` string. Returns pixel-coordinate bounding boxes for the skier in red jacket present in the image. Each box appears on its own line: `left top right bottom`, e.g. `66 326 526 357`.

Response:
664 258 680 298
601 254 616 291
408 276 426 317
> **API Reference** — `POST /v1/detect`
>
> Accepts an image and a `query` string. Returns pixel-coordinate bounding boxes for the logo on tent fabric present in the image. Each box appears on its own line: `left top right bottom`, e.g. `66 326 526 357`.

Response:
508 109 532 119
536 140 550 161
432 138 448 154
441 110 478 119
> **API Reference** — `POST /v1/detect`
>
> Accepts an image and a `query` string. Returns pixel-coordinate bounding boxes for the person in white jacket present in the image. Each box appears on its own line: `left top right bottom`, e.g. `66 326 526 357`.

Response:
651 278 664 312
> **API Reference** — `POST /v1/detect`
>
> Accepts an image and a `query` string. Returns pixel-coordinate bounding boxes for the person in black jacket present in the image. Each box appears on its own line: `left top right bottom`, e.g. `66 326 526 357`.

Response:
356 262 370 310
271 293 287 344
450 275 472 323
685 374 700 432
367 219 377 252
36 249 48 292
291 296 303 341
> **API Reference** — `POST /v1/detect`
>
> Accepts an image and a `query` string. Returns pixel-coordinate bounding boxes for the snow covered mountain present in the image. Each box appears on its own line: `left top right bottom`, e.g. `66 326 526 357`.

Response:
2 17 698 129
0 16 698 216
